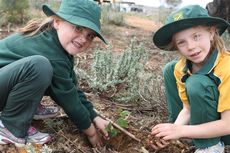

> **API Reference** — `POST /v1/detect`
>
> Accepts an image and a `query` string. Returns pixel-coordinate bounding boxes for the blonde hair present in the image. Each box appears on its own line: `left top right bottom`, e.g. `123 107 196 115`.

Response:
212 31 230 54
17 16 60 36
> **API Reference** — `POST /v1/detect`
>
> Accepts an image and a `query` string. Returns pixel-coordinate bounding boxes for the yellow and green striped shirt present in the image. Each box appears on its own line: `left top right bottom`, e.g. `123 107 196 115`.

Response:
174 50 230 112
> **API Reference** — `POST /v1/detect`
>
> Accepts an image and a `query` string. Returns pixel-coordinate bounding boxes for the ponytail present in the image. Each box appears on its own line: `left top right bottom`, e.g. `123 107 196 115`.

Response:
17 16 55 36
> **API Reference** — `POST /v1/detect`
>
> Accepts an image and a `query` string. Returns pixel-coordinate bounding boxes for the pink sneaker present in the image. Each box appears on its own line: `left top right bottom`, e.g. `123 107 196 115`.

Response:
27 126 51 144
0 122 51 146
33 104 59 120
0 123 25 147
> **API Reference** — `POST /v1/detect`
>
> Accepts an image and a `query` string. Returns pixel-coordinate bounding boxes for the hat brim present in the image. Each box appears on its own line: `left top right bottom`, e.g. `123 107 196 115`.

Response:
153 17 230 51
42 5 107 44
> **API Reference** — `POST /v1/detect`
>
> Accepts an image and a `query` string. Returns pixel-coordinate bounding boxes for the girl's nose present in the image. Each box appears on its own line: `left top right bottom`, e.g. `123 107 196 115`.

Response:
187 40 196 50
78 33 87 43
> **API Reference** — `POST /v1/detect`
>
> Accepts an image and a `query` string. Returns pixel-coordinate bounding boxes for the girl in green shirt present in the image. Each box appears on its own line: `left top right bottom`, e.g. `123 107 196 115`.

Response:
0 0 109 148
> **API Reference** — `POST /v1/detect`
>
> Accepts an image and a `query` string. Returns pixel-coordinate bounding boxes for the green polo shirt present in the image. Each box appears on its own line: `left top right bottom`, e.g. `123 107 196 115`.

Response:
0 28 97 130
174 50 230 112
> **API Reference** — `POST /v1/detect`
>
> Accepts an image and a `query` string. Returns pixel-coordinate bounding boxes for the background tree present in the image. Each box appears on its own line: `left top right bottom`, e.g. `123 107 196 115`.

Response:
28 0 60 10
0 0 29 26
165 0 182 7
206 0 230 33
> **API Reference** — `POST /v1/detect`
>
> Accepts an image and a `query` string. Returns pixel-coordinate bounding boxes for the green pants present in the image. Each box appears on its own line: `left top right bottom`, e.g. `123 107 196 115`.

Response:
163 60 230 148
0 55 53 138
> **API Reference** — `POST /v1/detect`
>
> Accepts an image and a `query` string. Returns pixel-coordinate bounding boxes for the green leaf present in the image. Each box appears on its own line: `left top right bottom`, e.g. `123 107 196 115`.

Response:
109 129 119 138
117 118 128 128
105 122 113 132
105 122 120 138
120 110 130 118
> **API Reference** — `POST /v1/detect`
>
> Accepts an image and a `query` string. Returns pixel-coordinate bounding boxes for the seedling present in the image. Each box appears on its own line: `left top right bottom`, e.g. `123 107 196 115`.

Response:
105 110 130 138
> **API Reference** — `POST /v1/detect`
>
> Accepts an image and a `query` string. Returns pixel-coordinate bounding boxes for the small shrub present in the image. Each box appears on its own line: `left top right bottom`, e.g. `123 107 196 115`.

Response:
76 38 148 103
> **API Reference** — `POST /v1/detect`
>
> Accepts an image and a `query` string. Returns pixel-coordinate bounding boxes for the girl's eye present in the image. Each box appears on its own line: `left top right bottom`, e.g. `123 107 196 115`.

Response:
176 41 185 47
193 34 201 41
75 26 83 33
87 33 96 41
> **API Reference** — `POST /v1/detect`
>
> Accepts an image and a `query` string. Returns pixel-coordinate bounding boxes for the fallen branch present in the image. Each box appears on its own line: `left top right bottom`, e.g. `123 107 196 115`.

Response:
94 109 141 142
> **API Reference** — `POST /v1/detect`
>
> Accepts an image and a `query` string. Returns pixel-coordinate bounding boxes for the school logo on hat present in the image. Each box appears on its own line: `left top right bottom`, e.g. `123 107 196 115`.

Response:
173 12 184 21
153 5 230 51
42 0 107 44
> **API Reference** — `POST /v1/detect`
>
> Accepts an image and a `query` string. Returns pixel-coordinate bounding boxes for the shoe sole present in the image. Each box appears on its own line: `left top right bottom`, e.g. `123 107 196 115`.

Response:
0 134 52 145
0 135 25 147
0 134 10 144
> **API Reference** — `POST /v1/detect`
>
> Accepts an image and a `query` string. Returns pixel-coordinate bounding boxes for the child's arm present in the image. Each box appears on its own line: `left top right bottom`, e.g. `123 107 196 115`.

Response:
151 103 190 139
151 105 189 141
182 109 230 139
151 110 230 141
149 103 190 150
174 104 190 125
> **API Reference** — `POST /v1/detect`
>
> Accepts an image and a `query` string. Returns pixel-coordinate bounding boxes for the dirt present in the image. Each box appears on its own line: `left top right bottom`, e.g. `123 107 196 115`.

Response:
125 15 161 32
0 14 229 153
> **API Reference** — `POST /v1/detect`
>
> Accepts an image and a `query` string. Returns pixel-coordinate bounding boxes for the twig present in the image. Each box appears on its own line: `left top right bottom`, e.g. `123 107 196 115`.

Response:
54 108 141 142
94 109 141 142
115 105 156 111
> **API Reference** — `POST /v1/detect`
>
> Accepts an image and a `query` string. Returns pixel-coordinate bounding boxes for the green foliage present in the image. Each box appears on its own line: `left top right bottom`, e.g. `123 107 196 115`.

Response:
29 0 46 9
117 118 128 128
119 110 130 119
76 38 148 103
29 0 60 10
140 73 166 105
105 122 119 138
105 110 130 138
0 0 29 25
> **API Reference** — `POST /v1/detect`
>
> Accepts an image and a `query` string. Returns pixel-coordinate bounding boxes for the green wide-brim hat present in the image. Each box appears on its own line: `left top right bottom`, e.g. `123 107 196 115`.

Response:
42 0 107 44
153 5 230 51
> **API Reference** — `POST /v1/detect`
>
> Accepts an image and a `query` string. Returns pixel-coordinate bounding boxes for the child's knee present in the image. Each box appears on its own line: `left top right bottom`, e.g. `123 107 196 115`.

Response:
28 55 53 85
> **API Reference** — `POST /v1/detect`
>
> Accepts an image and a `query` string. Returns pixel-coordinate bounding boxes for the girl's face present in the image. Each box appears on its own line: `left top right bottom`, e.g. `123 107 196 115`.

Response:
173 26 215 68
53 18 96 55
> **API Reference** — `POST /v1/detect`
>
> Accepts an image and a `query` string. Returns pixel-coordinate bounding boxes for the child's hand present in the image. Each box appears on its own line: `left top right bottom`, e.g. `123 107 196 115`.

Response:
147 135 170 150
93 116 110 140
83 123 103 148
87 132 103 148
151 123 182 140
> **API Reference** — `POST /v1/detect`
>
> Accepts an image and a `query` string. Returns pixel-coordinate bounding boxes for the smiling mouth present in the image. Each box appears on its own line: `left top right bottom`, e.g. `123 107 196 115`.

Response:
72 41 82 48
190 51 201 57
